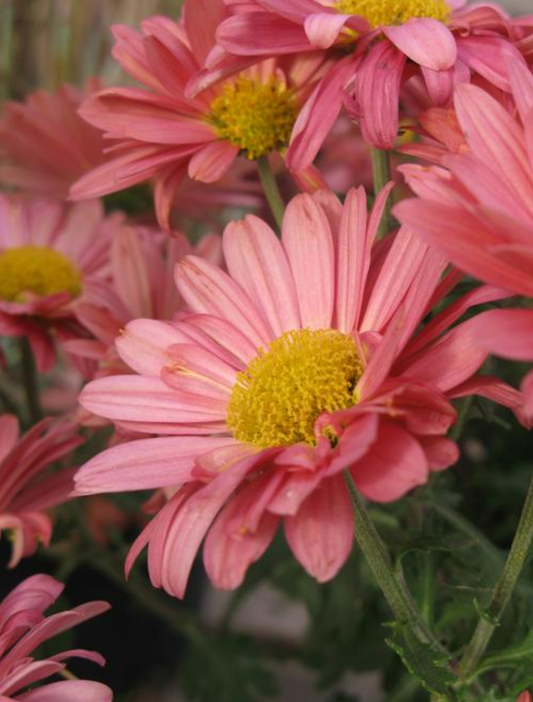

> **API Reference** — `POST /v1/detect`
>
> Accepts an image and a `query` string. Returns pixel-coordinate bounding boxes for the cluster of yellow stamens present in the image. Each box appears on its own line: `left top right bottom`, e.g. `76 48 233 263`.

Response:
210 76 297 160
335 0 450 26
0 245 82 302
227 329 363 448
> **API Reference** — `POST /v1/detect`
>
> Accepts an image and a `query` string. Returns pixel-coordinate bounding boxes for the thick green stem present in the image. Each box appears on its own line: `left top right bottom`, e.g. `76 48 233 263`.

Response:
345 473 441 646
460 474 533 679
20 338 42 424
371 147 393 239
257 156 285 229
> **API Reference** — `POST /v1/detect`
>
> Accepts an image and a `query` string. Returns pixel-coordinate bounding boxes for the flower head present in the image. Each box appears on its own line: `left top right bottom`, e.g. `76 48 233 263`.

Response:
71 3 330 229
215 0 531 166
0 81 106 200
0 415 82 568
0 195 121 372
0 574 111 701
76 188 517 598
395 60 533 420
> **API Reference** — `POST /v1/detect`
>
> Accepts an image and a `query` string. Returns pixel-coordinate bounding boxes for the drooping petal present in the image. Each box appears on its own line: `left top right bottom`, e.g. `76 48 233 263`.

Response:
383 19 456 70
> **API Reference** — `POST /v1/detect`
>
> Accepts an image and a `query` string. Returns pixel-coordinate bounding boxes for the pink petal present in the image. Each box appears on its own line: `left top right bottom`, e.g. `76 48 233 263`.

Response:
469 309 533 362
0 415 19 463
18 681 112 702
285 475 353 582
217 13 312 55
420 436 459 472
116 319 189 376
352 421 428 502
223 215 300 336
75 436 237 494
383 19 456 71
282 193 335 328
188 141 239 183
304 13 352 49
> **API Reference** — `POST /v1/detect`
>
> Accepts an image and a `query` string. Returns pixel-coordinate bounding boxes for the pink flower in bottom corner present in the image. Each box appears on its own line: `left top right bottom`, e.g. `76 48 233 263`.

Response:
0 415 82 568
0 574 112 701
517 694 532 702
76 187 519 599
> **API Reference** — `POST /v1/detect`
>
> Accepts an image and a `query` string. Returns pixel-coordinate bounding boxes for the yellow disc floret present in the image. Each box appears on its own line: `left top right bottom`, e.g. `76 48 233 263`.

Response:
227 329 363 448
209 77 297 160
0 246 82 302
335 0 450 26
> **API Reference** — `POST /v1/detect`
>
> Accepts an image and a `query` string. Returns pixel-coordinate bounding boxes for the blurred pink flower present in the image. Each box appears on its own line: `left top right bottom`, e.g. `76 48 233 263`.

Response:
0 415 82 568
0 573 111 701
395 61 533 420
216 0 531 163
68 225 222 378
517 693 532 702
76 188 518 598
70 2 330 229
0 81 106 200
0 195 122 372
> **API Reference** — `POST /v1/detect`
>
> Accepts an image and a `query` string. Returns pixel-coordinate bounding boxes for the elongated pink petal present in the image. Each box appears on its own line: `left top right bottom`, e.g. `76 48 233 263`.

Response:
223 215 300 336
0 414 19 464
352 422 428 502
116 319 189 376
383 19 456 70
304 13 351 49
75 436 237 494
18 680 112 702
217 13 312 55
285 475 353 582
282 193 334 328
176 255 271 346
188 141 239 183
469 309 533 361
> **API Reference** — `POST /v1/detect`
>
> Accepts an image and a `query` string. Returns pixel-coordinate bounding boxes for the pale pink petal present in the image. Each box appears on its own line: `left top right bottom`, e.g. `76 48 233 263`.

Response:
282 193 334 328
352 422 428 502
223 215 300 336
217 13 312 55
420 436 459 471
75 436 237 494
116 319 189 376
383 19 456 70
18 681 112 702
285 475 353 582
469 309 533 361
304 13 352 49
509 60 533 125
188 141 239 183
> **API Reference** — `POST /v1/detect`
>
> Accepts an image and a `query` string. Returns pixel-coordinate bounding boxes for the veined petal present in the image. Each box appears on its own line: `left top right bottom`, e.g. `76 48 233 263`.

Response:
383 19 456 71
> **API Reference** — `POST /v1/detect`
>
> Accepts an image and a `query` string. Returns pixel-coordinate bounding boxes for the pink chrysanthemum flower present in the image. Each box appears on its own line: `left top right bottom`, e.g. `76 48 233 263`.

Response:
395 61 533 420
70 1 331 229
0 415 82 568
0 81 106 200
0 574 112 701
215 0 531 165
69 225 222 377
76 188 519 598
0 195 122 372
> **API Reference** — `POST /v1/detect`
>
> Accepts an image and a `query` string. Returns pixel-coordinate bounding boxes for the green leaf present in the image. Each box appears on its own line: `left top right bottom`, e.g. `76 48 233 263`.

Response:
474 627 533 678
385 623 455 697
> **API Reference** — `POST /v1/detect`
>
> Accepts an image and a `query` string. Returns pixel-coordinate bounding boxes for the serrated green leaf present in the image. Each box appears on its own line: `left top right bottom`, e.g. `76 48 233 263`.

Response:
385 624 455 696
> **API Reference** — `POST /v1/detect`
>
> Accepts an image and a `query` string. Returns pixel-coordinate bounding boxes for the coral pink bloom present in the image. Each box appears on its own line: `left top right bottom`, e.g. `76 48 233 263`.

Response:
0 194 122 372
70 1 331 230
0 574 112 701
0 82 106 200
76 188 518 598
517 693 532 702
0 415 82 568
215 0 530 164
68 226 222 377
395 61 533 420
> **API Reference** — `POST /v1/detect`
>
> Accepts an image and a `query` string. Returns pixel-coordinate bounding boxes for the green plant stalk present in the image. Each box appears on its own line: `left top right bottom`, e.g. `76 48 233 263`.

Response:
344 472 446 648
371 147 393 239
257 156 285 229
460 473 533 679
20 338 42 424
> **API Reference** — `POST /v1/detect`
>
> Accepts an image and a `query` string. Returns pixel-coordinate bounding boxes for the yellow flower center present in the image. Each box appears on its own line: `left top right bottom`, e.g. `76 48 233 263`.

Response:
227 329 363 448
209 77 297 160
0 246 82 302
335 0 450 26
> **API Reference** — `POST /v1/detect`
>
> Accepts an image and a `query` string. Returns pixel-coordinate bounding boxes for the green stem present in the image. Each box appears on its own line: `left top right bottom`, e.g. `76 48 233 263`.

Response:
449 396 474 442
257 156 285 229
371 147 393 239
460 474 533 679
20 338 42 424
344 473 442 647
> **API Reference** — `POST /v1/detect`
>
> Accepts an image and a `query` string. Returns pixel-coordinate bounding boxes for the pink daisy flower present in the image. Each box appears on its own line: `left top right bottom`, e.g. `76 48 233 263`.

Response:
0 81 106 200
0 195 122 372
0 573 112 701
0 414 82 568
215 0 531 166
395 61 533 420
76 188 518 598
69 225 222 378
70 2 331 229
